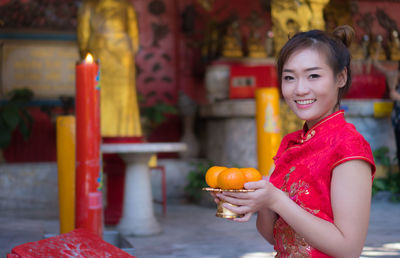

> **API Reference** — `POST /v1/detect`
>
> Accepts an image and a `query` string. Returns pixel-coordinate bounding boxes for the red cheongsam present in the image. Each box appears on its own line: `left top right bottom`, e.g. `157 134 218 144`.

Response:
269 110 375 257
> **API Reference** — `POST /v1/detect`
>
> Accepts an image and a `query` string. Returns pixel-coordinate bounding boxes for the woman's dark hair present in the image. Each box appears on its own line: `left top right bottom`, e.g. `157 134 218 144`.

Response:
276 25 355 106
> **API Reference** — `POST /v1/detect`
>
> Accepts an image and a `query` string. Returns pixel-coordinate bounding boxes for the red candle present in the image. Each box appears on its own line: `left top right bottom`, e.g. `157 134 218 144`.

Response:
75 53 102 237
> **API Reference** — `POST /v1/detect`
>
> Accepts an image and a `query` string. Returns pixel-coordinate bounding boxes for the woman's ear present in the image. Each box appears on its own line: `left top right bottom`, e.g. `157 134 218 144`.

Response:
336 68 347 88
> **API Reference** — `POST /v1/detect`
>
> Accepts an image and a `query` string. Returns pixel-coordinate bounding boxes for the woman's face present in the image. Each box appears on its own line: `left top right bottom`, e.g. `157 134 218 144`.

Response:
281 48 346 129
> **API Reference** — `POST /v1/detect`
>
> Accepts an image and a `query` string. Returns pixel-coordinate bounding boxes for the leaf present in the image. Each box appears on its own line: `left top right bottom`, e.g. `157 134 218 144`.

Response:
1 104 20 130
18 120 30 140
373 179 388 191
9 88 33 102
153 111 165 124
0 120 12 148
0 131 12 149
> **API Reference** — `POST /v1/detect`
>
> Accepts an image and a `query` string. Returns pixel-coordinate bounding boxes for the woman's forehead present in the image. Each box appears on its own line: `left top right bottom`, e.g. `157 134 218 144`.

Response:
283 48 330 70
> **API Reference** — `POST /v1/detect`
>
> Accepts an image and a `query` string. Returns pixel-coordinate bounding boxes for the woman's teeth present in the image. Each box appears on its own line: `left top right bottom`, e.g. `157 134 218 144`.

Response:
296 99 315 105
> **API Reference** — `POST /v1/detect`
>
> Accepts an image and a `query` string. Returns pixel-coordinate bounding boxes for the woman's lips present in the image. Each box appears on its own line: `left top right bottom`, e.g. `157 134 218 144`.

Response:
295 99 316 108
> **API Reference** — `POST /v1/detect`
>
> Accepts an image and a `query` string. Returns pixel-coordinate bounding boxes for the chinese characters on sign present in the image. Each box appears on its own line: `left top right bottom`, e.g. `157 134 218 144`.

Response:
1 40 78 98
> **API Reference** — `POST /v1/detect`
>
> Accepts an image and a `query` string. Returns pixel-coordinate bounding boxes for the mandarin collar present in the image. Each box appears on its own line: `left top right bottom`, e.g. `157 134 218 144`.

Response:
297 110 345 144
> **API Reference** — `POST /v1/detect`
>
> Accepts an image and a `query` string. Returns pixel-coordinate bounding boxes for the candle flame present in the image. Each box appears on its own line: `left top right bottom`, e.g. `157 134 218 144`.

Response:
84 53 94 64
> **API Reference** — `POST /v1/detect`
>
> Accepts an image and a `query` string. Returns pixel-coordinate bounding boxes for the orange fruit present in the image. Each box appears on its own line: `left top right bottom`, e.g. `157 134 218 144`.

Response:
205 166 227 188
217 168 246 190
240 167 262 182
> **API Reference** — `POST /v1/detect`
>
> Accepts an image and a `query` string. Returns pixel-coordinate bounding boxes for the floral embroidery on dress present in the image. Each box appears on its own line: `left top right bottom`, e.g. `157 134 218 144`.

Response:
274 167 319 257
274 217 312 257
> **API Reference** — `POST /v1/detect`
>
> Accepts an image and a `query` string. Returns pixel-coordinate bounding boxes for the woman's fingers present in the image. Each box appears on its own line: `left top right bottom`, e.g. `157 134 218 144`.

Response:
218 191 251 199
233 212 253 222
222 201 253 214
217 193 249 206
244 178 269 190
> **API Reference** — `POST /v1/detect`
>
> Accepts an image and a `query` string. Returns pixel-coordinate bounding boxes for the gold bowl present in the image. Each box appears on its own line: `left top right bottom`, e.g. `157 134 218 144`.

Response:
202 187 254 219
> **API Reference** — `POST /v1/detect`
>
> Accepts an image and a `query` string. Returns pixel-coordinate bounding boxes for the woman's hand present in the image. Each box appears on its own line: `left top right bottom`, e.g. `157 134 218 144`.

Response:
216 177 280 222
387 70 399 90
209 191 220 204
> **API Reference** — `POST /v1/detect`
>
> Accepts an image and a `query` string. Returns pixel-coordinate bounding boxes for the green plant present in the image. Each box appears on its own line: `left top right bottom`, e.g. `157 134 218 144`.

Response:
373 147 391 167
372 147 400 202
184 161 213 203
0 89 34 149
138 91 177 135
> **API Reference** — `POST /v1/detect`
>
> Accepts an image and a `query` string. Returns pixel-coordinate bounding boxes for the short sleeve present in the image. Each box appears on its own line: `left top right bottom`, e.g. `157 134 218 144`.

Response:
331 128 376 177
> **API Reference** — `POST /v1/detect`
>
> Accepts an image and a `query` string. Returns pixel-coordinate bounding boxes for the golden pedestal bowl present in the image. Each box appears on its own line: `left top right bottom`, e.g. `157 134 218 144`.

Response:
202 187 254 219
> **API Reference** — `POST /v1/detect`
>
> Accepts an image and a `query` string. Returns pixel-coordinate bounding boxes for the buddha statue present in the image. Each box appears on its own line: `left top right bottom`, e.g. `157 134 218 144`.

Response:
390 30 400 61
370 35 387 61
222 21 243 58
77 0 142 137
264 30 275 57
248 29 266 58
350 35 369 61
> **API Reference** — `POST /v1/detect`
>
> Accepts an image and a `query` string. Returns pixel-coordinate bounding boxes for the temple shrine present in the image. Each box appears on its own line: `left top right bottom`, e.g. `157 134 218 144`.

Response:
0 0 399 257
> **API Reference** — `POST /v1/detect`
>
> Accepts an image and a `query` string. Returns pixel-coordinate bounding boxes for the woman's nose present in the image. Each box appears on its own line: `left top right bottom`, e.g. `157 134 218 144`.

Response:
294 79 310 95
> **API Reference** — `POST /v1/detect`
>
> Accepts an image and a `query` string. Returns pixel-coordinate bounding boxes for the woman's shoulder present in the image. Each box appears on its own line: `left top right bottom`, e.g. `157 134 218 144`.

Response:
332 121 375 172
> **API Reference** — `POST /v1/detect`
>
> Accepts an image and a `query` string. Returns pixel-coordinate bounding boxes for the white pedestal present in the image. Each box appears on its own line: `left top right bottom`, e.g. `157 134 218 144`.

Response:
101 142 187 236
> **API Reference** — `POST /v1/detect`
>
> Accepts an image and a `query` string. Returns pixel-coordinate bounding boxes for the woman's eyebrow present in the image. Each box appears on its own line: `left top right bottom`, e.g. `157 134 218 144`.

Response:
305 67 323 72
283 68 294 73
283 67 323 73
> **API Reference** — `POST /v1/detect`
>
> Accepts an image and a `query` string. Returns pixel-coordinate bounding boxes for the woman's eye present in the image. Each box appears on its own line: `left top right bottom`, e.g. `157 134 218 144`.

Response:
309 74 320 79
283 75 294 81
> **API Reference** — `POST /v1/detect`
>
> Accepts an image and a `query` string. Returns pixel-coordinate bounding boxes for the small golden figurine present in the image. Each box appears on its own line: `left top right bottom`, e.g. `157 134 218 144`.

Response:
350 36 368 61
264 30 275 57
222 21 243 58
390 30 400 61
370 35 387 61
247 29 266 58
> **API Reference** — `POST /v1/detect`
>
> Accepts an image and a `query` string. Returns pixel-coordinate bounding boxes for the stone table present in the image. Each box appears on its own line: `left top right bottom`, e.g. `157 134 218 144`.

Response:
101 142 187 236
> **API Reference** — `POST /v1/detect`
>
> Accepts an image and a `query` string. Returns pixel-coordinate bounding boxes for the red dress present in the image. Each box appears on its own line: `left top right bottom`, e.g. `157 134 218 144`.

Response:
269 111 375 257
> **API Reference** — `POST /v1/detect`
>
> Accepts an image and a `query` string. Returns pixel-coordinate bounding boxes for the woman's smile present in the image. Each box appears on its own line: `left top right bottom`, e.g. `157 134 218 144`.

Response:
295 99 317 108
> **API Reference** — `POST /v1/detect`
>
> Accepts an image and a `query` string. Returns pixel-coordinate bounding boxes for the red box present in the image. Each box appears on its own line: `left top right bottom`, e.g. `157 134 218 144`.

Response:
229 65 277 99
345 73 387 99
7 229 134 257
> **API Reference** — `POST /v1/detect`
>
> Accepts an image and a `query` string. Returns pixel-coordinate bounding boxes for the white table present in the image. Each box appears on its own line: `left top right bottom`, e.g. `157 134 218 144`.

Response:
101 142 187 236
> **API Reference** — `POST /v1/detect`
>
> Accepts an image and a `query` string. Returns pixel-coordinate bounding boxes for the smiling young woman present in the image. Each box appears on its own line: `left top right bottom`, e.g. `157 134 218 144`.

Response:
214 25 376 257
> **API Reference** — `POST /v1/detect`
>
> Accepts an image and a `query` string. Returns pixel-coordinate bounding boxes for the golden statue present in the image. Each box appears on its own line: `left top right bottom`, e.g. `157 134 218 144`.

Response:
248 29 266 58
264 30 275 57
350 35 369 61
77 0 142 137
370 35 387 61
390 30 400 61
271 0 329 53
222 21 243 58
308 0 330 30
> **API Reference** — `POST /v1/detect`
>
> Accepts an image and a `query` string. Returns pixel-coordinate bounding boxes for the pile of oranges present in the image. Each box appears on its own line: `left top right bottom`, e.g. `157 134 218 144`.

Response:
205 166 262 190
